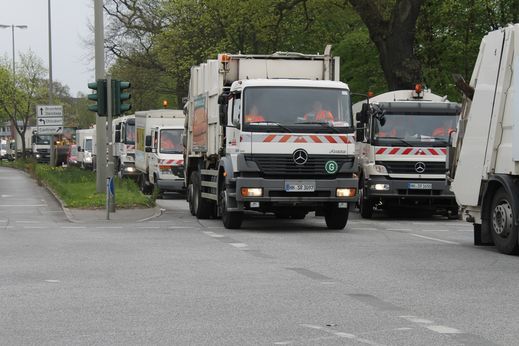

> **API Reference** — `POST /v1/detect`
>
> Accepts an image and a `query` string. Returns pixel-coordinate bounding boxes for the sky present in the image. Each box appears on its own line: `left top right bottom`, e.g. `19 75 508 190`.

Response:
0 0 94 98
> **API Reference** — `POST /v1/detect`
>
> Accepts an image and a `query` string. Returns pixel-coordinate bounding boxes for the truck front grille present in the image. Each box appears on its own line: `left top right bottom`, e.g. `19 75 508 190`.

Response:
379 161 446 174
245 154 354 177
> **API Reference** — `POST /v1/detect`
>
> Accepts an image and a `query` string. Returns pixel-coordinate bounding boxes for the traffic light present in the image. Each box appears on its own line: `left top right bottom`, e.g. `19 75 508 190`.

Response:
87 80 107 116
113 80 132 115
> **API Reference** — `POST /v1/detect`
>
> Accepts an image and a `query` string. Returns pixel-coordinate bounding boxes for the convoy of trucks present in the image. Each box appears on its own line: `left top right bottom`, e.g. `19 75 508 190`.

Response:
354 88 460 218
135 109 185 195
183 46 358 229
450 24 519 254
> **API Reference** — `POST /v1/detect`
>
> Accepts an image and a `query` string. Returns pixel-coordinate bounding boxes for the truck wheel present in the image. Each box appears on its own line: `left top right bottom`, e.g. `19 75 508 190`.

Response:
187 183 195 216
490 188 519 255
325 206 349 230
359 181 374 219
219 181 243 229
191 171 213 219
139 175 153 195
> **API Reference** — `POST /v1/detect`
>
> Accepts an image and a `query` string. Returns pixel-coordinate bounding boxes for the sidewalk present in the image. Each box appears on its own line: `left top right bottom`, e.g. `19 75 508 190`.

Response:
63 206 164 224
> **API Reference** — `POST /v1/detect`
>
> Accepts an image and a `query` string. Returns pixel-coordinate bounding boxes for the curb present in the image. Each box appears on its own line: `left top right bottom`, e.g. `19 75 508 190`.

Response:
40 180 80 223
137 207 165 222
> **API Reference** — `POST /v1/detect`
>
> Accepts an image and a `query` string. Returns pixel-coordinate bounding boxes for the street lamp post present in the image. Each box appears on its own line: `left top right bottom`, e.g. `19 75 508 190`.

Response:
0 24 27 153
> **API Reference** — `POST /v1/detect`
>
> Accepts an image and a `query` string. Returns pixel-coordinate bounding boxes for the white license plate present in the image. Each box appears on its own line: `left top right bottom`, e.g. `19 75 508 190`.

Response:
408 183 432 189
285 180 316 192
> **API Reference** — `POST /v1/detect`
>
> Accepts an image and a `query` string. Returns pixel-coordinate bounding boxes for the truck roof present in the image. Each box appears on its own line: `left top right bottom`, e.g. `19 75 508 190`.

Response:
134 109 184 118
232 79 349 90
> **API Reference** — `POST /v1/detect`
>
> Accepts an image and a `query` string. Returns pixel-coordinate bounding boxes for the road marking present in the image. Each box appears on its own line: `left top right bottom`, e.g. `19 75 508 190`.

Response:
168 226 196 229
136 226 160 229
409 233 460 245
300 324 384 346
45 280 60 283
203 231 225 238
421 229 449 232
426 325 462 334
61 226 87 229
15 220 38 223
95 226 123 229
456 229 473 232
229 242 248 248
23 226 47 229
386 228 411 232
353 227 378 231
400 316 433 324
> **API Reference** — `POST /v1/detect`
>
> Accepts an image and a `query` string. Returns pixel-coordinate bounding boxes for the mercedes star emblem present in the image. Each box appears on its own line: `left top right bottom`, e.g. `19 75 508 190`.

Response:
293 149 308 165
415 161 426 174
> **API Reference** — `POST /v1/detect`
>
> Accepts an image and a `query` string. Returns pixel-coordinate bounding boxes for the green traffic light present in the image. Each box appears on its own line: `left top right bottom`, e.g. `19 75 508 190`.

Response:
112 80 132 115
86 79 107 116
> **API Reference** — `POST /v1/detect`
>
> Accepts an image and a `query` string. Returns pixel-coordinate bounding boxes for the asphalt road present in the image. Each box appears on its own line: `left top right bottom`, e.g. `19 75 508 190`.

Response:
1 166 518 345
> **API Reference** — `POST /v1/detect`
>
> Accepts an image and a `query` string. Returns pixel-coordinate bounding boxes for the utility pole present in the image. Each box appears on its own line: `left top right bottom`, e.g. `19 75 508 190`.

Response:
48 0 53 104
94 0 107 193
106 74 115 213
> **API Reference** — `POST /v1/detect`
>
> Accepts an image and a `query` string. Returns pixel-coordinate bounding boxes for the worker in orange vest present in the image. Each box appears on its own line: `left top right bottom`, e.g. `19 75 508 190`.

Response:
304 101 334 121
432 119 456 137
244 104 266 123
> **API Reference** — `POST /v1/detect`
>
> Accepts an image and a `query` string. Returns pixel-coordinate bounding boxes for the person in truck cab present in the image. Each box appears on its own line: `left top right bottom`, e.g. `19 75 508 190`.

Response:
304 101 334 122
244 104 266 123
432 119 456 137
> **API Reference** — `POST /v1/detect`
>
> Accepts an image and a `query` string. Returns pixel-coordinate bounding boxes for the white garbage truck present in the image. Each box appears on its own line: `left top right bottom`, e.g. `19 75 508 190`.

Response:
76 128 96 170
354 88 460 218
184 46 358 229
113 114 138 178
135 109 185 195
450 24 519 254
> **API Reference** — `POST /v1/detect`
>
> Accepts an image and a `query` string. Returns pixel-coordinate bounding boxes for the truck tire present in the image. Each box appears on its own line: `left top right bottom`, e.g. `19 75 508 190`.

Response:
490 188 519 255
191 171 213 219
359 181 374 219
187 183 195 216
139 175 153 195
325 206 349 230
219 180 243 229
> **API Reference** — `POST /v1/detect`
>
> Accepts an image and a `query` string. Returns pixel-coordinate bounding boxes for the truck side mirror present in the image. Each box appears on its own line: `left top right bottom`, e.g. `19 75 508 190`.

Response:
115 124 121 131
77 146 82 152
356 103 369 123
356 123 365 142
145 135 152 147
218 94 229 125
115 131 121 143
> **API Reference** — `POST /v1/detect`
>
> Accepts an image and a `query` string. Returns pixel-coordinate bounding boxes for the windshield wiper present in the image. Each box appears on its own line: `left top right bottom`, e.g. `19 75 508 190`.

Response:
295 121 340 133
247 121 291 132
377 136 413 147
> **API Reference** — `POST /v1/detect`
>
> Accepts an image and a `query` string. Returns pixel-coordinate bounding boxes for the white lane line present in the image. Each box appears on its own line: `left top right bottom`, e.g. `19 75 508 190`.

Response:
168 226 196 229
400 316 434 324
409 233 460 245
136 226 160 229
300 324 384 346
95 226 123 229
455 229 473 232
61 226 87 229
202 231 225 238
421 229 449 232
426 325 462 334
386 228 411 232
45 279 60 283
15 220 38 223
353 227 378 231
23 226 47 229
229 242 248 249
148 221 169 223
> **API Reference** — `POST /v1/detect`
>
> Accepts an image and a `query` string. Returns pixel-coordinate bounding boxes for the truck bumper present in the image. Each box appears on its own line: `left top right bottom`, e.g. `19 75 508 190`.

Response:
120 163 140 177
157 179 185 192
365 176 457 208
235 177 358 209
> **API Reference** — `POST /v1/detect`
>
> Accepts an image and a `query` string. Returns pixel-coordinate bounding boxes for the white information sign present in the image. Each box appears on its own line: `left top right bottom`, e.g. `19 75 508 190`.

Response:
36 126 63 135
36 105 63 118
37 117 63 126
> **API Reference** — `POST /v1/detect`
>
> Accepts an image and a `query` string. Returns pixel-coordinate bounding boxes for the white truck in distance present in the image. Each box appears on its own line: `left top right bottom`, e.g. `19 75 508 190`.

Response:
113 115 138 178
354 88 460 218
76 128 96 169
450 24 519 254
184 46 358 229
135 109 185 195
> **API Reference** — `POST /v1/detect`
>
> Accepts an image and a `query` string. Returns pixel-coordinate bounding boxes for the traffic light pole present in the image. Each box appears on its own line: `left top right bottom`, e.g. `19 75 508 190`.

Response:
94 0 106 193
106 74 115 213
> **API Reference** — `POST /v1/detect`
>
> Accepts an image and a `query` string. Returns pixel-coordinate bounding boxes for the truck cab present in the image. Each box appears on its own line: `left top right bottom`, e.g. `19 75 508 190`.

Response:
355 88 460 218
31 133 52 163
76 128 96 170
113 115 138 178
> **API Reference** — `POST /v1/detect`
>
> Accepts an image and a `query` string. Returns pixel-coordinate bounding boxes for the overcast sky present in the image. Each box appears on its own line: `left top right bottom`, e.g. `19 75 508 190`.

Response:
0 0 94 98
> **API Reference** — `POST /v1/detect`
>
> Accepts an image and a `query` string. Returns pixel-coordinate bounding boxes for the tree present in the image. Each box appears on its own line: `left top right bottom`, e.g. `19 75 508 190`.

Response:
348 0 425 90
0 51 47 158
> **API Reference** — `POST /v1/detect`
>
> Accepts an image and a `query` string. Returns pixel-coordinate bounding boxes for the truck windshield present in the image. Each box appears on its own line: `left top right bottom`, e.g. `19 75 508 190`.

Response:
85 139 92 151
242 87 352 133
33 135 52 145
160 129 183 154
374 113 458 146
125 123 135 144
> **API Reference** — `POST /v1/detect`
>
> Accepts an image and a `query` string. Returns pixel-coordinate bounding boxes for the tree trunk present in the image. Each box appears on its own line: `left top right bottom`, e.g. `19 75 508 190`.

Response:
349 0 424 90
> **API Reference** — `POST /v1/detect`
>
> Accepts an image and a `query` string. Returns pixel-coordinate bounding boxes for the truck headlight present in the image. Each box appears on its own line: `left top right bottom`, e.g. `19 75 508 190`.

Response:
241 187 263 197
125 166 135 172
336 188 356 197
371 183 390 191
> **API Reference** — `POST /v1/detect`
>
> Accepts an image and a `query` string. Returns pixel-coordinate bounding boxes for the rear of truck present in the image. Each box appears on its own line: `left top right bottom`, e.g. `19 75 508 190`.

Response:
184 47 358 229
